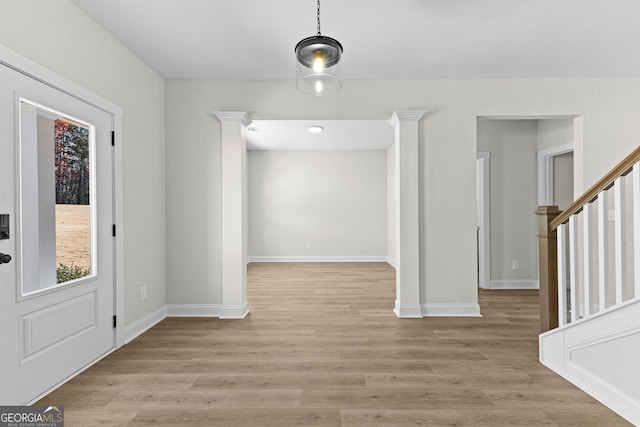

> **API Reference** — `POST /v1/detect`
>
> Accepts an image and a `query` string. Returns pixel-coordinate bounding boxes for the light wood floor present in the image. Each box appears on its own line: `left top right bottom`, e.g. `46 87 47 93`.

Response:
37 262 629 426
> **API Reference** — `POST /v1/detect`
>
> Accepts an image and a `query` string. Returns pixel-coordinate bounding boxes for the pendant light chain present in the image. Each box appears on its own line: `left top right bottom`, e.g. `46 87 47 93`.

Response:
316 0 321 36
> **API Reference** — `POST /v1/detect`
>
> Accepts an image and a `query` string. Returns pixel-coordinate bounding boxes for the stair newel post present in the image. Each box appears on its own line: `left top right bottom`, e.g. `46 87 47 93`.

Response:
537 206 562 333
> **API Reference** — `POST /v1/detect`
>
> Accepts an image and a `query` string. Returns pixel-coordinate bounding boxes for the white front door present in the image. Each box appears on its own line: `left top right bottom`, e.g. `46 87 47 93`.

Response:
0 63 115 404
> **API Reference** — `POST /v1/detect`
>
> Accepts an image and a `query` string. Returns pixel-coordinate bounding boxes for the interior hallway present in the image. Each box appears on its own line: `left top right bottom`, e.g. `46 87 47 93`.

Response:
37 262 628 426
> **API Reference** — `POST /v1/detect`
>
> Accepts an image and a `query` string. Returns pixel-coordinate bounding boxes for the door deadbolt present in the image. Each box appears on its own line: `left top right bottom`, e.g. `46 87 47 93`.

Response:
0 214 8 239
0 253 11 264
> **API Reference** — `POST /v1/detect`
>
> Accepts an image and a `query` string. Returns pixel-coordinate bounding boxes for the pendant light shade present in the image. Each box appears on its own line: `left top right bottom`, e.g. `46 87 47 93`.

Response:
295 1 343 96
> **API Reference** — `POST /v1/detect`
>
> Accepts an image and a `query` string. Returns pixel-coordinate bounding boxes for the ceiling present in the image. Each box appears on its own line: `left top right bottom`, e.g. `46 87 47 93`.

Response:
70 0 640 150
72 0 640 80
246 120 393 151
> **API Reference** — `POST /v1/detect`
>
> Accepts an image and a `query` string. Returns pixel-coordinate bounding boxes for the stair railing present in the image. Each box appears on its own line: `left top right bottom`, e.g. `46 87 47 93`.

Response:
537 145 640 332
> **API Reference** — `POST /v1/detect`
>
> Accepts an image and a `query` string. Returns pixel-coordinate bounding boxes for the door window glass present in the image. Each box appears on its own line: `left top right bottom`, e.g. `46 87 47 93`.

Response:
19 99 95 295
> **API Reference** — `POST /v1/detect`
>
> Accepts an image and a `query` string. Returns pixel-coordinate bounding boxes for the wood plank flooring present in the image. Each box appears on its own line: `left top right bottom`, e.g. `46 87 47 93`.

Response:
37 262 630 426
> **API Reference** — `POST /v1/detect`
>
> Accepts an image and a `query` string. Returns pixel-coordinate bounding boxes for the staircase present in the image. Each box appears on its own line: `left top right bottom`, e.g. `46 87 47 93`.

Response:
537 145 640 425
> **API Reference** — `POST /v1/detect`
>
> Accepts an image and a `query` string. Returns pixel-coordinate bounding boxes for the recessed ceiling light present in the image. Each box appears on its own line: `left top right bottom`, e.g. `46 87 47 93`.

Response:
308 126 324 133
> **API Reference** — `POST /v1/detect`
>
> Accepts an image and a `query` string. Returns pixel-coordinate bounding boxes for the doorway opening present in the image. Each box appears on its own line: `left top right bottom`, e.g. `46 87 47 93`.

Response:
245 119 396 310
476 116 579 290
538 143 575 209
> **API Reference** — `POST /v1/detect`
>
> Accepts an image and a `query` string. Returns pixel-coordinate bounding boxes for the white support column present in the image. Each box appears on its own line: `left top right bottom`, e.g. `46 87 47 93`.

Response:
569 215 580 322
389 110 426 318
614 176 626 305
597 192 609 311
477 153 491 290
583 202 593 317
212 111 251 319
20 104 41 292
557 223 568 326
633 163 640 299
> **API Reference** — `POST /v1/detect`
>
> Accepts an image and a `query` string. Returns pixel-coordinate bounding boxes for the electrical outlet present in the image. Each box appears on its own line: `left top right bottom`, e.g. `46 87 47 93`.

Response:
306 242 311 249
141 286 147 300
512 260 519 270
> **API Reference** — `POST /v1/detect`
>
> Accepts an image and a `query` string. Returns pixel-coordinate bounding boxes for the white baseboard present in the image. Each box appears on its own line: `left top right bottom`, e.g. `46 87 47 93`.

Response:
421 303 482 317
540 299 640 425
167 304 222 317
393 301 482 318
248 256 388 263
562 362 640 425
220 304 250 319
124 305 167 344
386 257 397 268
393 300 423 318
165 304 250 319
489 279 539 289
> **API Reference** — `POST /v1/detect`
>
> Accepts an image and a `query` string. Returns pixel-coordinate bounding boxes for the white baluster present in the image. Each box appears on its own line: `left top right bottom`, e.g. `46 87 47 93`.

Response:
583 203 593 317
634 163 640 300
557 223 568 326
569 215 580 322
598 191 609 311
614 176 626 305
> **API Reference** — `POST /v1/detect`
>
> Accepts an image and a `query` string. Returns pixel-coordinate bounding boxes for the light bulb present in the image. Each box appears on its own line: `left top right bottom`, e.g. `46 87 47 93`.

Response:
312 50 326 73
315 81 324 93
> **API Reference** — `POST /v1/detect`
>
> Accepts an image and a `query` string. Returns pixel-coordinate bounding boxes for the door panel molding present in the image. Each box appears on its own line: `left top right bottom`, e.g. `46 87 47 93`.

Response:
21 291 97 362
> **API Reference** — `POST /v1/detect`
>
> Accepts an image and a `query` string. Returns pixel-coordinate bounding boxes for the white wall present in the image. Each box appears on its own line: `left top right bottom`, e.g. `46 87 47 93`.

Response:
537 119 574 151
477 120 539 284
0 0 166 326
165 78 640 307
247 150 387 259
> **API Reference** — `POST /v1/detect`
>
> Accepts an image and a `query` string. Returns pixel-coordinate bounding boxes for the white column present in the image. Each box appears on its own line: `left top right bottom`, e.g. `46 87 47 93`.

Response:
389 110 426 318
20 104 42 293
37 116 57 288
212 111 251 319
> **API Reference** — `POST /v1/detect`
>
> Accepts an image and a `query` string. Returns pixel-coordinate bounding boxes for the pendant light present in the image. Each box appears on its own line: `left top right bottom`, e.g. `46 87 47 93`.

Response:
295 0 343 96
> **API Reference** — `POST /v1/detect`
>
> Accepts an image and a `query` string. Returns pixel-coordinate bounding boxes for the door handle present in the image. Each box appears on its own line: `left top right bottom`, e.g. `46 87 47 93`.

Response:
0 253 11 264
